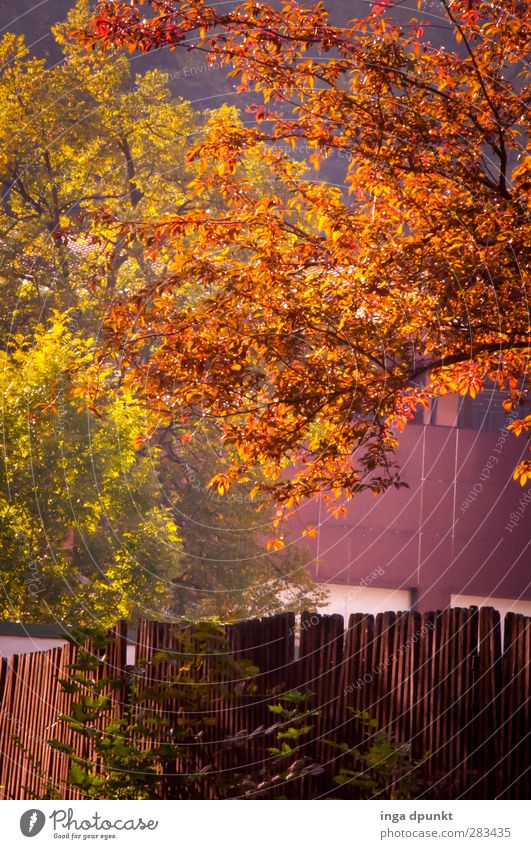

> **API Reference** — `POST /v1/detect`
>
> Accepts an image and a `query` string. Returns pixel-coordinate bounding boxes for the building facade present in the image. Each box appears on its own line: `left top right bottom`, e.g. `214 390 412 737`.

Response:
298 390 531 618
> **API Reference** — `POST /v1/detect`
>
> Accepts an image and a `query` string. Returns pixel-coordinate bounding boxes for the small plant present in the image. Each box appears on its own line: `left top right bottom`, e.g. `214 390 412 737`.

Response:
329 710 429 800
49 623 257 799
229 689 324 798
11 737 62 800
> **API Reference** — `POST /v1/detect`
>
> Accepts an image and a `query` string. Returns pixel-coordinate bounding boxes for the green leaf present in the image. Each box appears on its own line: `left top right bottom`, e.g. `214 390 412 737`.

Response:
48 739 74 755
68 762 91 788
58 678 79 694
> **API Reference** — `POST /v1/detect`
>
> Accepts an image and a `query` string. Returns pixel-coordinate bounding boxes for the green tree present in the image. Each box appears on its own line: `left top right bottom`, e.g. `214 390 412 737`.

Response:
0 318 182 623
155 423 321 619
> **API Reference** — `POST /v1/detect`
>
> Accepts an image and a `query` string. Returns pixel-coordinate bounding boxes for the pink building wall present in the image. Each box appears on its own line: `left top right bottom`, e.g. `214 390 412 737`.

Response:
296 420 531 612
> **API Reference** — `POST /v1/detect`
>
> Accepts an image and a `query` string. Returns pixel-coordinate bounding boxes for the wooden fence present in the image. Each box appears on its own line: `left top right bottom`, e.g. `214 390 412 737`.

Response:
0 607 529 799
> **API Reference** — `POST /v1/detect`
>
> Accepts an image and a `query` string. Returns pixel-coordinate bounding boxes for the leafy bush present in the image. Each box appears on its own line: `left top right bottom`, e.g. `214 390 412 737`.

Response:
329 710 429 800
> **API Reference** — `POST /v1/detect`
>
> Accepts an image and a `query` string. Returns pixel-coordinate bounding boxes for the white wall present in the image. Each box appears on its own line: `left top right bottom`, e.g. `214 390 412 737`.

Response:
451 594 531 620
317 583 412 621
0 636 67 658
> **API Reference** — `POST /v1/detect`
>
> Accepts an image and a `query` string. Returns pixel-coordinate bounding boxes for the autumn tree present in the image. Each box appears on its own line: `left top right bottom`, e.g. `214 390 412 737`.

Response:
80 0 530 516
0 1 319 622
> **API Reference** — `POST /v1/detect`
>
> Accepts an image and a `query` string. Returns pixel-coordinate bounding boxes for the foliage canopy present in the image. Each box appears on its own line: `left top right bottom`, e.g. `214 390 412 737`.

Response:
81 0 530 517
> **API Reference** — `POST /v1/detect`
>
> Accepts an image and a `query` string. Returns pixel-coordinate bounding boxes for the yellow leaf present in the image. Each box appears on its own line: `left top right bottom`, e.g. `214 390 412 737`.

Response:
309 153 321 171
209 474 230 495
